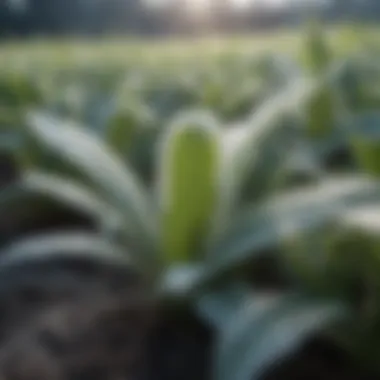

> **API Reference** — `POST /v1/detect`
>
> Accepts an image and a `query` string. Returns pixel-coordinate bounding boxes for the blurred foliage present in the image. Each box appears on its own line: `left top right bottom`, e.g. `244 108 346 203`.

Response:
3 23 380 380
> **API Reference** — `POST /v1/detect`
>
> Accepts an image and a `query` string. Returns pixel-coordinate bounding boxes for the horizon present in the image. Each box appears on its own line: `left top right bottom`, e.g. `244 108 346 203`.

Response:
144 0 306 10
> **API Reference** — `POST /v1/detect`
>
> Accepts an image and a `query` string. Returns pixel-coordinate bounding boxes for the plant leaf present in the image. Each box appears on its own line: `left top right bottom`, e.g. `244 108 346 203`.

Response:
220 77 316 221
223 115 298 204
0 184 98 248
22 171 123 231
303 20 332 75
337 205 380 236
105 100 154 157
214 293 345 380
0 231 130 269
159 263 205 300
158 111 221 263
349 112 380 176
27 112 156 247
105 111 138 156
205 176 380 280
304 82 337 138
196 283 253 328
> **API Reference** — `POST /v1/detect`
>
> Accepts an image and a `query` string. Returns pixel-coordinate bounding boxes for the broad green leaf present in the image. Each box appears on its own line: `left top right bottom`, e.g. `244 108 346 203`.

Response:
335 58 365 111
283 227 336 296
158 112 221 263
223 115 298 206
0 232 130 269
303 20 332 75
0 184 98 245
304 82 337 138
106 111 138 156
215 293 345 380
204 176 380 280
349 113 380 177
22 171 122 231
27 112 156 249
196 283 252 328
339 56 380 111
221 78 316 221
0 72 42 108
105 101 154 157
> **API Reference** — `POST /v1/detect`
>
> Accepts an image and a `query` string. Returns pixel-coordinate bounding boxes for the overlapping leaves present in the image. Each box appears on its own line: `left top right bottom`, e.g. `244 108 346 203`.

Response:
2 73 380 380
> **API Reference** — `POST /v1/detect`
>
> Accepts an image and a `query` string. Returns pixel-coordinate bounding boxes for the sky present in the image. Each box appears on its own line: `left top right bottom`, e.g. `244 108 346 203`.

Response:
145 0 295 10
8 0 309 11
8 0 316 13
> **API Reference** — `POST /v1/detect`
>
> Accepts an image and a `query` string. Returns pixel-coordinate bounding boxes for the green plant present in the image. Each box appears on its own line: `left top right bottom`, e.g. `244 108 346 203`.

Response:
280 191 380 374
3 76 380 380
348 112 380 177
303 20 333 75
0 71 42 109
301 20 342 139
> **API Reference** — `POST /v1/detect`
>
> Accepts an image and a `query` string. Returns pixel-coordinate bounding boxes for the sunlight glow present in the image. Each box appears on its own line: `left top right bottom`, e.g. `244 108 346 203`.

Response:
184 0 213 14
145 0 294 11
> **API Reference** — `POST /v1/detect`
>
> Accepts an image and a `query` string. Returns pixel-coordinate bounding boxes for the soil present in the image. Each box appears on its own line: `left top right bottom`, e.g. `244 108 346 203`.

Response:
0 242 372 380
0 260 374 380
140 309 213 380
0 276 378 380
0 256 155 380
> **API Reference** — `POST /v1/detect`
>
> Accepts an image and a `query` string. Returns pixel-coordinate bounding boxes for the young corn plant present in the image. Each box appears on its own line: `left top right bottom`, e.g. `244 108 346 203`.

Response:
2 78 380 380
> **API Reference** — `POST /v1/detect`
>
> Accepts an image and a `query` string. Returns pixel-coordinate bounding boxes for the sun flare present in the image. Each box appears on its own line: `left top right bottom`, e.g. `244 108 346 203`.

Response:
145 0 288 13
178 0 213 15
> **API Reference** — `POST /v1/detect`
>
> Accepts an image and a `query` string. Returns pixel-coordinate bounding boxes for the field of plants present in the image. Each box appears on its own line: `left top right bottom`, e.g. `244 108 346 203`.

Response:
2 23 380 380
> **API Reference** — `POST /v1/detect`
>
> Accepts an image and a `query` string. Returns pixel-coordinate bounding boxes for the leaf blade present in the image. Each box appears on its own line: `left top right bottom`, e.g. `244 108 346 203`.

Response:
205 176 380 280
220 78 316 225
22 171 123 231
214 293 345 380
0 231 130 270
27 112 156 247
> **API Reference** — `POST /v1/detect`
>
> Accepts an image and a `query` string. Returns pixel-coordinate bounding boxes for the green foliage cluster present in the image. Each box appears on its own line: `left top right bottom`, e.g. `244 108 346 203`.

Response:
2 24 380 379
